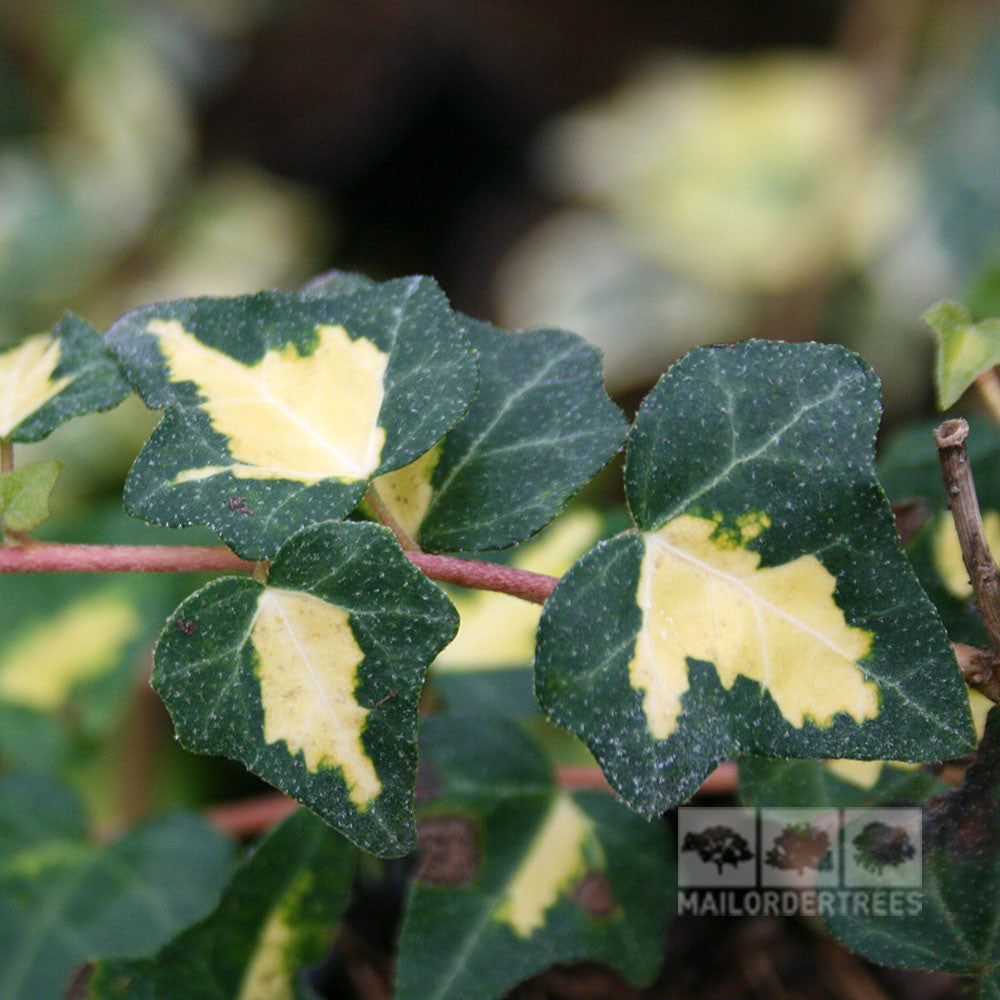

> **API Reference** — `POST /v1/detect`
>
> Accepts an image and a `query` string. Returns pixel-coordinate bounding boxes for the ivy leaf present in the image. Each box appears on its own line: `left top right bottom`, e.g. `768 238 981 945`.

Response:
0 459 60 532
372 316 626 552
535 341 975 817
738 757 948 809
153 520 458 857
396 715 675 1000
0 774 234 1000
825 708 1000 997
83 809 356 1000
106 278 477 558
925 300 1000 409
0 313 130 443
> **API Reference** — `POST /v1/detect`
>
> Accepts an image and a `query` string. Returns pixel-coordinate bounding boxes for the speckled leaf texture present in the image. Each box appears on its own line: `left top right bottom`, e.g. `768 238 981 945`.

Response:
535 341 975 816
105 278 477 558
372 315 627 553
84 809 356 1000
0 312 129 442
0 774 234 1000
153 520 458 857
825 708 1000 999
396 715 675 1000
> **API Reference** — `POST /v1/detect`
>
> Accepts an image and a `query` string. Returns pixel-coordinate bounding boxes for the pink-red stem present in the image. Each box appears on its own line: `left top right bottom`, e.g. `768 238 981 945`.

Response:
0 541 558 604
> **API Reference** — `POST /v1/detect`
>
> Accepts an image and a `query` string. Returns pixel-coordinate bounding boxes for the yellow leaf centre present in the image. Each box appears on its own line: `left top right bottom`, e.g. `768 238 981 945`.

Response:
0 334 73 438
251 587 381 808
0 594 141 710
495 794 597 938
629 513 877 739
150 319 388 484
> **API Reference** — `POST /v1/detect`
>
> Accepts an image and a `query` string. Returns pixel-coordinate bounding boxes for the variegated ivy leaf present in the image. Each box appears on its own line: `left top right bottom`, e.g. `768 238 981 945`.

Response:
0 313 129 442
106 278 477 558
153 520 458 857
825 708 1000 999
925 299 1000 409
371 315 626 552
738 758 948 809
396 715 675 1000
535 341 975 817
83 809 356 1000
0 774 234 1000
0 459 60 532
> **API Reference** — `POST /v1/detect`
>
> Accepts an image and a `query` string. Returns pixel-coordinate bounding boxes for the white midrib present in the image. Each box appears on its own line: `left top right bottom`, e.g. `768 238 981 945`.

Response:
645 534 860 663
264 591 368 770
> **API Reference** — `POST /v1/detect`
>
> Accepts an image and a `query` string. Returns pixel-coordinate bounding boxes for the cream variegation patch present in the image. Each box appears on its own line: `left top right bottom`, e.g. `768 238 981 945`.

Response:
370 443 442 539
237 871 312 1000
436 509 603 671
252 587 381 808
933 509 1000 599
629 513 877 740
0 334 73 438
824 759 916 788
495 794 598 938
0 594 141 709
150 318 388 484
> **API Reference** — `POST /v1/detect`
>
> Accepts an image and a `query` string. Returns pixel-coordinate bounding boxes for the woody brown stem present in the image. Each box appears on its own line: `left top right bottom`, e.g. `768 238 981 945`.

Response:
366 484 421 552
936 418 1000 703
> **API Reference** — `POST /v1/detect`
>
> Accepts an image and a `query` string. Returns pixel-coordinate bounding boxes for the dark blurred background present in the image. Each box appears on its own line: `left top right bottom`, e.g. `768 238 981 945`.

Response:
5 0 1000 413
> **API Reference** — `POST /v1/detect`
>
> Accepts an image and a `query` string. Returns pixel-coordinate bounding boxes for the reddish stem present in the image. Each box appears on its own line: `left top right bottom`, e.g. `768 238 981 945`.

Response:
0 541 559 604
207 763 741 838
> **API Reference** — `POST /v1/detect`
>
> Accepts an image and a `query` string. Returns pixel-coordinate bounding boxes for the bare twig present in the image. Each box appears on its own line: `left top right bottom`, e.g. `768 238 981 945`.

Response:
936 419 1000 650
952 642 1000 704
936 418 1000 703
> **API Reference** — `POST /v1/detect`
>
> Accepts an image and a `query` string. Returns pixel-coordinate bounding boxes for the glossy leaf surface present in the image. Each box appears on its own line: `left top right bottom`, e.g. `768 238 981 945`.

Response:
536 341 974 815
153 520 458 856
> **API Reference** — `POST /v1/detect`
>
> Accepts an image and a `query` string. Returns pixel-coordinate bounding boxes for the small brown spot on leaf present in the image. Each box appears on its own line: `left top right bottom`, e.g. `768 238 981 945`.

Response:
416 814 479 886
229 496 254 515
175 618 197 636
572 871 616 918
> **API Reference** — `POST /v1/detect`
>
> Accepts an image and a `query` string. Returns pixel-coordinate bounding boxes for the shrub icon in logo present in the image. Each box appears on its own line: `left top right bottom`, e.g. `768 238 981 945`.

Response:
682 825 754 874
852 821 916 875
765 822 834 875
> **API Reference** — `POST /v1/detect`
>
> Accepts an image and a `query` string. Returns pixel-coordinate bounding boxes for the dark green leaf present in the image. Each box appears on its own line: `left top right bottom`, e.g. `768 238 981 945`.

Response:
154 520 458 857
396 715 675 1000
738 757 949 809
106 279 477 558
84 809 356 1000
0 313 130 443
535 341 974 817
825 708 1000 997
373 316 626 552
0 774 234 1000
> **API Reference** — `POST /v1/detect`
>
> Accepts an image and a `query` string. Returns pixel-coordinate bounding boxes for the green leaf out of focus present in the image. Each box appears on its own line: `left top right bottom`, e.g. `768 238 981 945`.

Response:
925 299 1000 409
0 459 60 532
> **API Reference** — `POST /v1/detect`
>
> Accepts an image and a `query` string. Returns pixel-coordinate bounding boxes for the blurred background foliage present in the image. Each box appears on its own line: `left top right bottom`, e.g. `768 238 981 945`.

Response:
4 0 1000 821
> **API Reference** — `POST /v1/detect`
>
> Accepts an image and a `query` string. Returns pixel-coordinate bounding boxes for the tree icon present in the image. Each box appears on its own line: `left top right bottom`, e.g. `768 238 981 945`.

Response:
682 825 754 873
852 821 916 874
765 822 833 874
